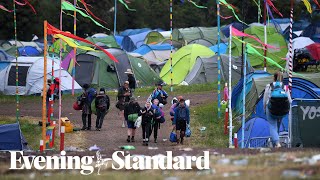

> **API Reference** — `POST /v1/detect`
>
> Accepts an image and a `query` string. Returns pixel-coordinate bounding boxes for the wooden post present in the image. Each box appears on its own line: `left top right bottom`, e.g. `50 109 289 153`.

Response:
42 20 48 148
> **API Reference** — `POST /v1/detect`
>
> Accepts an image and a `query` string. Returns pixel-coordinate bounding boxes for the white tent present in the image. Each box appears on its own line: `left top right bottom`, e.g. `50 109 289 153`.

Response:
0 57 82 95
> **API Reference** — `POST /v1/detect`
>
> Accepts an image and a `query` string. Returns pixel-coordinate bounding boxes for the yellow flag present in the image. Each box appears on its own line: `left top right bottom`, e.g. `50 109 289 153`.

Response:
302 0 312 14
54 34 96 52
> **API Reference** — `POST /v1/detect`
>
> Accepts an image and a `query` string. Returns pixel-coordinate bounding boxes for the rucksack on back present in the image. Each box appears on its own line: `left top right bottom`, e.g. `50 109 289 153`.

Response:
97 97 108 111
268 82 290 118
87 88 96 103
178 107 188 121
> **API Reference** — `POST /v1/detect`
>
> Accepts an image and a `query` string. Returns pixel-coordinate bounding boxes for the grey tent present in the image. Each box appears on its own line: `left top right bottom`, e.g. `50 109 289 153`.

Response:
189 39 214 47
184 54 254 85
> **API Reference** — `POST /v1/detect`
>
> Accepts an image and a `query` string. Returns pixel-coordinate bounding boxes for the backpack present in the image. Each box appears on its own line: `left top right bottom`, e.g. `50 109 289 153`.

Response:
178 107 188 121
97 96 108 111
87 88 96 103
267 82 290 118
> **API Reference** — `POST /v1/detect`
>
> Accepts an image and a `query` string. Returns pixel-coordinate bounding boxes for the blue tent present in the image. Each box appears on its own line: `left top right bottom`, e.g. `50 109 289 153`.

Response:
210 43 228 54
122 31 151 52
115 35 124 47
231 71 271 111
222 22 248 38
0 49 14 61
237 117 286 148
301 22 320 43
0 123 28 150
120 28 151 36
251 77 320 131
18 46 41 56
283 20 310 40
133 44 171 55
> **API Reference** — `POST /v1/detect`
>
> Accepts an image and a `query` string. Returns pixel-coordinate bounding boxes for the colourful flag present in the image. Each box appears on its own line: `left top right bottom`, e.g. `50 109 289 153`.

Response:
302 0 312 14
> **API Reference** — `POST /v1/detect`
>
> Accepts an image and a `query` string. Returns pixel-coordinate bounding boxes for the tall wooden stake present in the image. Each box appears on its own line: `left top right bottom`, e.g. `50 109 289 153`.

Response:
42 20 48 148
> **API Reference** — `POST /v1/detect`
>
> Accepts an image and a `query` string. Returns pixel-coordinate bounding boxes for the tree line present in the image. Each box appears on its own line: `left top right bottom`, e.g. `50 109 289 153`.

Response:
0 0 310 41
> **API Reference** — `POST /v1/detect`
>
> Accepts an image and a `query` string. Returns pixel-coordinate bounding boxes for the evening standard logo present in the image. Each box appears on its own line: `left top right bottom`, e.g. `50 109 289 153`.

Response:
10 151 210 175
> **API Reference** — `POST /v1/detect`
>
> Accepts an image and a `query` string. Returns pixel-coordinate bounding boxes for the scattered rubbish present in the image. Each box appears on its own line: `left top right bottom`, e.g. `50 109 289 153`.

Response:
65 146 85 152
200 127 206 137
308 154 320 165
217 158 231 165
179 147 193 151
259 148 271 153
89 144 101 151
223 171 240 177
282 170 306 179
233 159 248 166
196 169 216 176
164 177 180 180
200 127 206 131
163 139 168 142
120 145 136 150
148 147 159 150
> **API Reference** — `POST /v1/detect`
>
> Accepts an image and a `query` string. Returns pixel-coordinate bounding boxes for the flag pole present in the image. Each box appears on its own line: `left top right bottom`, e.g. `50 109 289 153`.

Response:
241 44 247 148
228 25 233 148
263 0 267 72
13 0 20 122
170 0 173 92
43 20 48 147
114 0 117 35
217 0 221 118
288 0 294 93
72 0 77 96
58 0 63 135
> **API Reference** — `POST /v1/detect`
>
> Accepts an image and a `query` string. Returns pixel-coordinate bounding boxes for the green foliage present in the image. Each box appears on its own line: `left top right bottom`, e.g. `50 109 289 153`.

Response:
0 0 310 40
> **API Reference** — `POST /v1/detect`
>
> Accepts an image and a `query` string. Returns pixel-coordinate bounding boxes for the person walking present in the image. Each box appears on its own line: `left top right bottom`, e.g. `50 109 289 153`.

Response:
173 99 190 145
125 69 136 95
81 84 96 130
124 97 141 143
170 96 184 121
147 82 168 105
95 88 110 131
116 81 132 128
263 72 292 148
150 99 162 143
140 101 154 146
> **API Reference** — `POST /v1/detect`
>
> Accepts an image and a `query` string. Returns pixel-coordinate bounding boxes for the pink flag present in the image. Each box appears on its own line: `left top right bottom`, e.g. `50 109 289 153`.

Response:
231 26 278 49
266 0 283 17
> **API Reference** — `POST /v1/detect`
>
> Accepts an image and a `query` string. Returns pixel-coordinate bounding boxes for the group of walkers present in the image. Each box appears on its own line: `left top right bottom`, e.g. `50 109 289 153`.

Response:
76 69 191 146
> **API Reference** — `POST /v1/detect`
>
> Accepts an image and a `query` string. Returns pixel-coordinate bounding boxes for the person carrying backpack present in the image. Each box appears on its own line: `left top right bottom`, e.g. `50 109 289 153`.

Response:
147 82 168 105
150 99 162 143
95 88 110 131
140 101 154 146
117 81 132 128
80 84 96 130
263 72 292 148
173 99 190 145
124 97 141 142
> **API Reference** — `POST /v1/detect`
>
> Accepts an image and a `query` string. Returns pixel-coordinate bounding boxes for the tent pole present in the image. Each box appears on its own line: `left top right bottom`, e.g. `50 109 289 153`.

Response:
288 0 294 94
43 20 48 148
263 0 267 72
241 44 247 148
217 0 221 118
114 0 117 35
13 0 20 122
228 25 233 148
170 0 173 92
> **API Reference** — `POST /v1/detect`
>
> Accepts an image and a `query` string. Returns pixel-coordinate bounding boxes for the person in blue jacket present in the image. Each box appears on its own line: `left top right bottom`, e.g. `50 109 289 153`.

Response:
173 99 190 145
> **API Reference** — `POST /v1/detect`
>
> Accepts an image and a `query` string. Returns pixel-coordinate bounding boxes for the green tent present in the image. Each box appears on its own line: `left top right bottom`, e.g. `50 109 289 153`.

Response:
75 48 160 89
172 27 223 45
231 25 288 68
160 44 215 85
144 31 165 44
80 36 119 48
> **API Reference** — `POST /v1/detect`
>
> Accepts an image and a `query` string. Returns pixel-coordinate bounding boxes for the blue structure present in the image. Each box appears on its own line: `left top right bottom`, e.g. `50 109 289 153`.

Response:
0 123 28 150
210 43 228 54
18 46 41 56
133 44 171 55
236 117 286 148
0 49 14 61
283 20 310 40
115 35 124 47
301 22 320 43
121 31 151 52
120 28 151 36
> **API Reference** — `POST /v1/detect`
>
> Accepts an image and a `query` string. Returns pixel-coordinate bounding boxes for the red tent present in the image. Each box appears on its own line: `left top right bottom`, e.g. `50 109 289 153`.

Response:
306 43 320 60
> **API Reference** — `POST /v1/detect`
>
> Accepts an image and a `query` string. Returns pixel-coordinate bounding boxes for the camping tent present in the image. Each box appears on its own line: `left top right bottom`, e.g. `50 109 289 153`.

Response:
222 22 248 38
231 25 288 68
283 20 310 40
0 49 14 61
144 31 165 44
184 54 254 85
189 39 213 47
0 57 82 95
0 41 43 52
75 48 161 89
210 43 228 54
160 44 215 85
268 18 291 33
172 27 222 44
236 117 286 148
121 31 151 52
120 28 151 36
82 35 119 48
0 123 28 150
4 46 41 56
301 22 320 43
